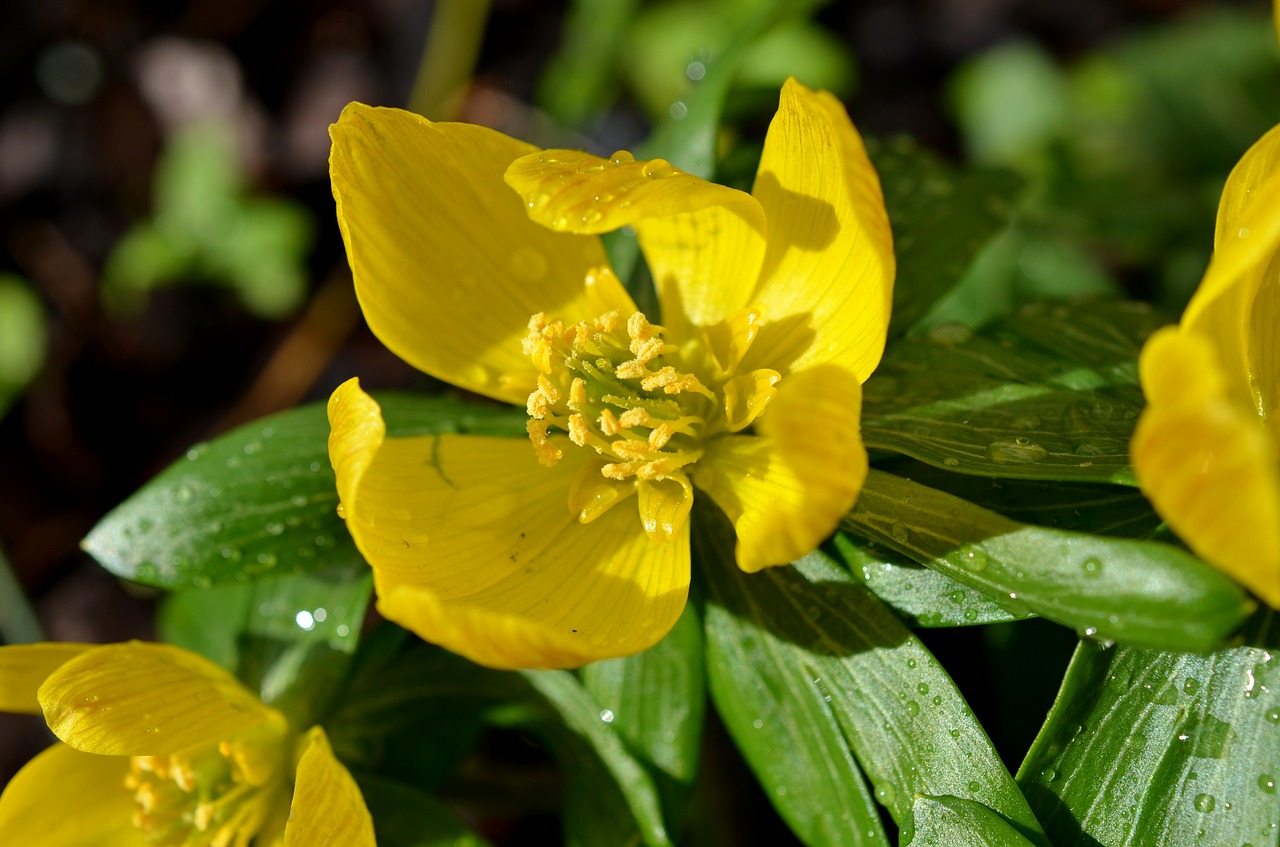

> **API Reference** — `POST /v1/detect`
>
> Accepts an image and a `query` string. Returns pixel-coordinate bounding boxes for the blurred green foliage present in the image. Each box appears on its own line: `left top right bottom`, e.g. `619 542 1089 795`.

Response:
538 0 855 130
948 7 1280 317
103 122 313 319
0 274 45 417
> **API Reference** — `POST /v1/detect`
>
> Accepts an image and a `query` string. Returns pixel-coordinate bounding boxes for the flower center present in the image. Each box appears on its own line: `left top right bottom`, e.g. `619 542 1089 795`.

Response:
125 720 288 846
523 308 781 540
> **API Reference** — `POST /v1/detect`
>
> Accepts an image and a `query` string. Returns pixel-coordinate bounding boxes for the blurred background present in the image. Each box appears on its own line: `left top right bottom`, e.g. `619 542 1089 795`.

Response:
1 0 1277 837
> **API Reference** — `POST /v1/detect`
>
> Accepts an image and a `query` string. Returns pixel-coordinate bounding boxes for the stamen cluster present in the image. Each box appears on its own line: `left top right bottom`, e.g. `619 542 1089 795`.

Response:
125 728 285 847
524 310 714 481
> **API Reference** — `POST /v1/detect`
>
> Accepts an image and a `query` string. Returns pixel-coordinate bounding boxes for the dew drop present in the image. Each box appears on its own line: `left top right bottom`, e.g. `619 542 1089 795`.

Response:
599 709 614 723
905 700 920 717
609 150 634 165
1183 678 1201 696
987 437 1048 464
961 549 988 572
967 780 981 793
963 608 978 621
642 158 675 179
917 683 930 696
1194 793 1215 813
1259 774 1276 794
1082 557 1102 576
576 161 604 174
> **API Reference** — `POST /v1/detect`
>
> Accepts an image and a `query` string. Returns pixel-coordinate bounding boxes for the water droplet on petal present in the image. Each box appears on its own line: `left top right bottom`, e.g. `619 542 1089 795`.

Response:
642 158 675 179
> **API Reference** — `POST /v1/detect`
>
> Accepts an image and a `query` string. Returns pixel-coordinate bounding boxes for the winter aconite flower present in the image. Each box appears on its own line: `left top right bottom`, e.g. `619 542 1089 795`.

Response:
327 79 895 669
0 641 375 846
1131 124 1280 609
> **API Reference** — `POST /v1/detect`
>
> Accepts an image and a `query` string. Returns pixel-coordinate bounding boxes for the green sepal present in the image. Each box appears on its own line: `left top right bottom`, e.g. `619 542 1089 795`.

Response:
902 795 1041 847
844 469 1253 650
698 505 1047 846
158 564 372 730
1018 611 1280 847
863 300 1169 484
868 138 1022 339
580 600 704 834
357 775 491 847
324 635 673 847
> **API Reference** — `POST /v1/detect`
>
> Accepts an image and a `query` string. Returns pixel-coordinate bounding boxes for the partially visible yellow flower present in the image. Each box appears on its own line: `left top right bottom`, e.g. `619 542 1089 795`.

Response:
1131 124 1280 609
0 641 375 846
327 78 895 669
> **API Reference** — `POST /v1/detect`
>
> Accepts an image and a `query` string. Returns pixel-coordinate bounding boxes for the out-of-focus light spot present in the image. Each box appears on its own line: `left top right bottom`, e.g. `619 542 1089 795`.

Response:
37 42 104 105
668 100 688 120
295 610 316 630
313 607 327 622
686 61 706 81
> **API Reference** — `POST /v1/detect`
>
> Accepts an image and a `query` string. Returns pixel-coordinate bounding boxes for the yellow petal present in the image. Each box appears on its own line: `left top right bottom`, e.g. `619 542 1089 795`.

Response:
637 474 694 542
330 104 627 404
740 77 895 383
328 379 690 669
0 743 137 846
1182 123 1280 418
1132 328 1280 608
505 148 766 339
0 642 94 714
284 727 375 847
693 364 867 573
38 641 275 756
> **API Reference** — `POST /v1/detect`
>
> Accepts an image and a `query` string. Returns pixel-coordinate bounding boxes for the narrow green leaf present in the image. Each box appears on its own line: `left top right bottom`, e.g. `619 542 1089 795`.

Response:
1018 612 1280 847
699 506 1047 846
844 469 1252 650
82 393 525 588
829 532 1023 628
359 776 490 847
862 300 1169 484
580 600 704 831
326 640 672 847
157 564 372 729
868 138 1022 338
904 795 1041 847
536 0 641 128
876 458 1161 539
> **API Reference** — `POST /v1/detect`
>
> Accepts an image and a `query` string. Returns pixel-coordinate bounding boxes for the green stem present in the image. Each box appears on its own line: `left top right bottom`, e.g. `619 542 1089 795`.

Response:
407 0 492 119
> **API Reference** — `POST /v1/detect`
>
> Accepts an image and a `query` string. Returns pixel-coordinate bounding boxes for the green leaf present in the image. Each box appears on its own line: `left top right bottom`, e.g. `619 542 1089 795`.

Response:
158 564 372 728
867 138 1022 338
829 532 1023 628
904 795 1041 847
326 640 673 847
82 393 526 588
358 775 490 847
843 470 1252 651
1018 612 1280 847
580 601 704 832
862 299 1171 484
699 506 1047 846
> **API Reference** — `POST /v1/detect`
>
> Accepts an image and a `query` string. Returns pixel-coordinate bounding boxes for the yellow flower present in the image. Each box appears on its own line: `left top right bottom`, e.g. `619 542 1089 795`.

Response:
327 78 895 669
0 641 376 846
1131 124 1280 609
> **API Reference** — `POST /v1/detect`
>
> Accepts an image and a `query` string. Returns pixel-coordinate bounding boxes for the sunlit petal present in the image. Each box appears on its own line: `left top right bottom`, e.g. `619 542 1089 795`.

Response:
0 743 137 846
329 379 690 669
38 641 275 756
506 148 766 340
741 77 895 382
1133 328 1280 608
1183 123 1280 418
284 727 375 847
330 104 626 404
693 365 867 573
0 642 94 714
